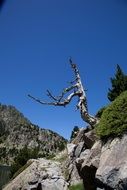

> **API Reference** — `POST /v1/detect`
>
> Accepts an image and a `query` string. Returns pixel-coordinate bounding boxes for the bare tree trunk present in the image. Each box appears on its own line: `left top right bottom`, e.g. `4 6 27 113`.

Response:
28 59 98 128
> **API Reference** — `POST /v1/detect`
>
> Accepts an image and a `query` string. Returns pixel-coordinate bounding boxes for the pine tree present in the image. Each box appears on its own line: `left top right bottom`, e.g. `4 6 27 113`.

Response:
70 126 79 141
108 64 127 101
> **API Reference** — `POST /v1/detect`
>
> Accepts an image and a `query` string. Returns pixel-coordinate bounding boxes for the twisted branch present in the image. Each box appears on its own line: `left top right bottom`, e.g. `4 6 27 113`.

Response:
28 59 98 127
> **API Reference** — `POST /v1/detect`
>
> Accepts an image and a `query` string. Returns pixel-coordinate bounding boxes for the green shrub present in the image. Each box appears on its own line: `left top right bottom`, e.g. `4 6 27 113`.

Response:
96 91 127 139
69 183 84 190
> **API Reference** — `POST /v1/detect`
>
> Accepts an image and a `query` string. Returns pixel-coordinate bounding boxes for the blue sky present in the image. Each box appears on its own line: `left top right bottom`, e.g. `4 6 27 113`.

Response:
0 0 127 139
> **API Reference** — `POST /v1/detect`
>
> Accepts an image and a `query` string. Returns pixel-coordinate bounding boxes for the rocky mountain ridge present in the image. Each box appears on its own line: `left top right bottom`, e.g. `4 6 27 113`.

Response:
0 103 67 165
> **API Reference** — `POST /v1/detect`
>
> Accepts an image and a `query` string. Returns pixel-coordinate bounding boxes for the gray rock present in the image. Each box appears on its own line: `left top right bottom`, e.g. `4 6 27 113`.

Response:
66 143 82 186
68 163 82 186
76 141 102 190
96 134 127 189
3 158 68 190
65 129 98 187
83 129 97 149
72 127 89 145
74 142 85 158
67 143 76 158
72 128 97 148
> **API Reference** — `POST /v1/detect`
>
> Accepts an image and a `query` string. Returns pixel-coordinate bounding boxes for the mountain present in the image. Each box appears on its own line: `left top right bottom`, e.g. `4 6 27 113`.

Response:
0 103 67 165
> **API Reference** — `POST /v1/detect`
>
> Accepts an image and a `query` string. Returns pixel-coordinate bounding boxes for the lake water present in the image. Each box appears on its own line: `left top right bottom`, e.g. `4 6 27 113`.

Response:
0 165 11 190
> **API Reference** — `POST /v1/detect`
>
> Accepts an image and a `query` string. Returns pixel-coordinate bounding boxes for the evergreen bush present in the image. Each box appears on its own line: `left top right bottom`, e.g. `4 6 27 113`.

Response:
108 64 127 101
70 126 79 141
96 91 127 139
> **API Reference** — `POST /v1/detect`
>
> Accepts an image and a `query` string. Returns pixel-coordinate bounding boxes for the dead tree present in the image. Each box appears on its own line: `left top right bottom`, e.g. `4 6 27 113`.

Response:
28 59 98 128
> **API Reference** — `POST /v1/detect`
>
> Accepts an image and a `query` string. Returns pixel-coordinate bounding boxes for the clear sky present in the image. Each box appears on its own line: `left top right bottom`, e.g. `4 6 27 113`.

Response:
0 0 127 139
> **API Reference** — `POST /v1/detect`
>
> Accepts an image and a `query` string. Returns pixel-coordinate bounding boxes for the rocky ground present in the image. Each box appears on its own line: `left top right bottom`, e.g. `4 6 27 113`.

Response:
3 128 127 190
3 158 68 190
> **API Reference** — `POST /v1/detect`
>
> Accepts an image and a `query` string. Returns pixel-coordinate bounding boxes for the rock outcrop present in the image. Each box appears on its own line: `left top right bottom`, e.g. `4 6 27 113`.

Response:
3 123 127 190
3 158 68 190
65 143 82 186
96 134 127 189
65 128 98 187
74 129 127 190
76 140 102 190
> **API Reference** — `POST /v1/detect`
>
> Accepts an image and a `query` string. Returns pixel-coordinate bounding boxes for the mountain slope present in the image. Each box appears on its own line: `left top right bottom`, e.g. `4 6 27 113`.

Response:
0 104 67 164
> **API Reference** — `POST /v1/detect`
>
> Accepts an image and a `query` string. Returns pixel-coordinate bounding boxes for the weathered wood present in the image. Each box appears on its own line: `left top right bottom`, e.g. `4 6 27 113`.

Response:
28 59 98 127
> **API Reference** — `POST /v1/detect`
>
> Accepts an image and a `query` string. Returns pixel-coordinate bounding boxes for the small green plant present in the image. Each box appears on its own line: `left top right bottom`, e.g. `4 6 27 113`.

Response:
96 91 127 139
69 183 84 190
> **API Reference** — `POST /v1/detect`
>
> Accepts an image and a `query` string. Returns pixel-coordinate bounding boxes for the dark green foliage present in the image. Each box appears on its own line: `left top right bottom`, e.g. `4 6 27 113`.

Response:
108 64 127 101
96 91 127 139
0 147 6 158
70 126 79 141
57 141 66 151
0 120 6 137
8 148 18 157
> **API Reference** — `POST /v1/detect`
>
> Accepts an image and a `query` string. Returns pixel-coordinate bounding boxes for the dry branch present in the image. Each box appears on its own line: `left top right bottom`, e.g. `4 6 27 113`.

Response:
28 59 98 127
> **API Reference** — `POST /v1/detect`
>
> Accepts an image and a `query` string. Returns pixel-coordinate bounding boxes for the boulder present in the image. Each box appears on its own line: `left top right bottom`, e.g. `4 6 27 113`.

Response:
83 129 97 149
67 162 82 186
96 134 127 189
67 143 76 158
66 143 82 186
3 158 68 190
74 142 85 158
72 128 97 148
64 128 98 188
76 140 102 190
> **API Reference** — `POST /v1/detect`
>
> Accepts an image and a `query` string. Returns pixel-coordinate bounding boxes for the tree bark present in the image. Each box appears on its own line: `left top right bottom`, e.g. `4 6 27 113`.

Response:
28 59 98 128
